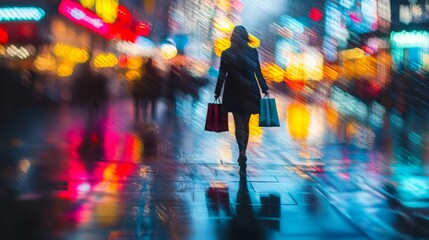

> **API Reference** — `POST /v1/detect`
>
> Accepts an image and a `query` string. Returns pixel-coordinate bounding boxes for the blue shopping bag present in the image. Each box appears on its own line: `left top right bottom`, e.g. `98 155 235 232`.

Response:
259 97 280 127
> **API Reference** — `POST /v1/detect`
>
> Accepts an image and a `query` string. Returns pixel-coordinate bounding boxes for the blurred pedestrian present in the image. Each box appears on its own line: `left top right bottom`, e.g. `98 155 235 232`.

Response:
165 64 181 117
188 74 209 113
214 25 269 173
72 62 108 115
141 58 160 121
130 70 144 120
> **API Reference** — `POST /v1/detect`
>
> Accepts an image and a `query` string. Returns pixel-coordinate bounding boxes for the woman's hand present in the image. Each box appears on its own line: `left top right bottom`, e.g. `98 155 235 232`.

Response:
263 90 269 97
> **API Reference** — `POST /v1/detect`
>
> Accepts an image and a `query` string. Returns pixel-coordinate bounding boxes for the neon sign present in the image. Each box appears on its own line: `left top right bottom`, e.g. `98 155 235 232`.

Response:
0 7 45 22
391 31 429 48
59 0 112 38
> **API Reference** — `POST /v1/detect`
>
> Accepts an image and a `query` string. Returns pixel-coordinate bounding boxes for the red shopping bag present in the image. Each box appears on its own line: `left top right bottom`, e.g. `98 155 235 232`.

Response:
204 100 228 132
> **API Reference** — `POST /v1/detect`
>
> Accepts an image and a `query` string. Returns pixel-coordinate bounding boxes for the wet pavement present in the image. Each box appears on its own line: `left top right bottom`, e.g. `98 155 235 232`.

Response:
1 88 429 240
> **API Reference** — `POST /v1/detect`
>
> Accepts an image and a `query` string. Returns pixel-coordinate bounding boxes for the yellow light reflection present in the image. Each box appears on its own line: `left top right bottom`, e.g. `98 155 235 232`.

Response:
214 17 234 32
261 63 285 83
54 43 89 63
228 115 262 143
214 37 231 57
249 114 262 143
325 103 339 130
131 134 143 162
248 34 260 48
217 0 232 12
80 0 94 8
343 55 377 79
93 53 118 68
324 65 339 81
287 101 311 141
57 63 74 77
125 70 141 81
285 58 305 81
33 54 56 72
127 56 143 70
285 48 324 81
80 0 118 24
339 47 365 60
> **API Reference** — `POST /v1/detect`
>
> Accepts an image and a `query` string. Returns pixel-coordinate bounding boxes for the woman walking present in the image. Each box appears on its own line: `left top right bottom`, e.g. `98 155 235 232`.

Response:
214 26 269 172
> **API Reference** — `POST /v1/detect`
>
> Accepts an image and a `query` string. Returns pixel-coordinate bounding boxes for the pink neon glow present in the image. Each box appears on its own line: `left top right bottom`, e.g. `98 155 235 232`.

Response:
58 0 112 38
349 12 362 23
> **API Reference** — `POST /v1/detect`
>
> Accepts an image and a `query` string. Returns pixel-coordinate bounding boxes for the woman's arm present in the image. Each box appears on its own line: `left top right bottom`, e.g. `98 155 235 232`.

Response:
253 49 269 94
215 52 227 98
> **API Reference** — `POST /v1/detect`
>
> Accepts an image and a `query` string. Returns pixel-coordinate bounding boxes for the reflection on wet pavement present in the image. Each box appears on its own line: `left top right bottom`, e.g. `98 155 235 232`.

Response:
1 91 429 239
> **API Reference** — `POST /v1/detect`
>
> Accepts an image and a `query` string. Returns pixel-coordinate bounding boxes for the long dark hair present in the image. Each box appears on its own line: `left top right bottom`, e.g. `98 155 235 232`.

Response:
230 25 250 48
229 26 250 69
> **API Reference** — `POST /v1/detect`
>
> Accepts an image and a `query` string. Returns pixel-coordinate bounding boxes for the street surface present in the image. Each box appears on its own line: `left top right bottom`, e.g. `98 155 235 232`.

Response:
1 86 428 240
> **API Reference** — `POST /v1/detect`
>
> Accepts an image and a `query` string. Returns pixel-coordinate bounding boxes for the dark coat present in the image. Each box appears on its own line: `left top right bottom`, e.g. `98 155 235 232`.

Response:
215 47 268 114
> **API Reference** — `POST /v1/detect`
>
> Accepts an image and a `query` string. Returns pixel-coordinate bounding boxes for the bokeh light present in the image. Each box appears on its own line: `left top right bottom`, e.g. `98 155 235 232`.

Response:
93 53 118 68
248 34 260 48
125 70 141 81
261 63 285 83
287 101 311 141
214 37 231 57
160 43 177 60
33 53 56 72
57 63 74 77
127 57 143 70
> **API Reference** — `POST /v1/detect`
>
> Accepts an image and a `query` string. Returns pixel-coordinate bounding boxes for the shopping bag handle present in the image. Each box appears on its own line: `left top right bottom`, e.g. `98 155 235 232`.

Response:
214 97 221 104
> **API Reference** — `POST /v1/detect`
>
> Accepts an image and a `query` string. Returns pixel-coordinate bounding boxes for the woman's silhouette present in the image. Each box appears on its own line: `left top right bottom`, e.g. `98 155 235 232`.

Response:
214 26 269 172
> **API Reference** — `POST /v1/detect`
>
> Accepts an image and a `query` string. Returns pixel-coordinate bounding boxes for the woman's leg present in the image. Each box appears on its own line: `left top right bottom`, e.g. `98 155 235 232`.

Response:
233 113 251 155
233 113 245 153
242 113 251 154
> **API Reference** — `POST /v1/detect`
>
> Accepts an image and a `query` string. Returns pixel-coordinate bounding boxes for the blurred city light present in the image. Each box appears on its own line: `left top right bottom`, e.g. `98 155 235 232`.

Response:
33 53 56 72
248 34 260 48
391 30 429 48
160 43 178 60
79 0 119 24
287 101 311 142
57 63 74 77
1 0 429 238
214 17 235 33
125 70 140 81
214 37 231 57
309 8 323 22
93 53 118 68
0 7 45 22
59 0 112 38
127 56 143 70
5 44 34 59
261 63 284 83
0 27 8 44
